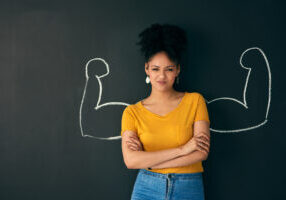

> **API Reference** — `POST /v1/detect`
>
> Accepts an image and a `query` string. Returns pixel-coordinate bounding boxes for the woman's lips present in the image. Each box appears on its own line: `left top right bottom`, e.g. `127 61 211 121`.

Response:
157 81 166 85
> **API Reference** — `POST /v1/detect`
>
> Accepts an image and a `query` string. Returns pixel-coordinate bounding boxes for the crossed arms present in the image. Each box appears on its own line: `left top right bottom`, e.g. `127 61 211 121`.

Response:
121 120 210 169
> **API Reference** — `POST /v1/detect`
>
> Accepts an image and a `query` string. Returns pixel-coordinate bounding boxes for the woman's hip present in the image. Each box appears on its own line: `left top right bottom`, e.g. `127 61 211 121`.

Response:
131 169 205 200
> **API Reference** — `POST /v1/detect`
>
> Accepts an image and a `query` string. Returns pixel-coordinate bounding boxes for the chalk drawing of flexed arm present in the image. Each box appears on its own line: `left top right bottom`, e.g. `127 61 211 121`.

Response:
79 47 271 138
79 58 129 140
208 47 272 133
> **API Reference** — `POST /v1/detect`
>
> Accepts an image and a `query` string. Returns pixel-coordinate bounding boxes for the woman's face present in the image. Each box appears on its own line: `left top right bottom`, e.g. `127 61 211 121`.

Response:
145 51 180 91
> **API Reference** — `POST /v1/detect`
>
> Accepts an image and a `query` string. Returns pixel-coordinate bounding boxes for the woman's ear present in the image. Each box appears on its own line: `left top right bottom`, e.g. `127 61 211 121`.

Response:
145 63 149 75
177 64 180 76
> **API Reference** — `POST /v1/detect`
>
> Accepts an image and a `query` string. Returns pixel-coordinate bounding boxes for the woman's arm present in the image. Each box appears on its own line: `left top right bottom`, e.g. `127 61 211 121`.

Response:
121 130 186 169
122 121 210 169
149 120 210 169
149 150 206 169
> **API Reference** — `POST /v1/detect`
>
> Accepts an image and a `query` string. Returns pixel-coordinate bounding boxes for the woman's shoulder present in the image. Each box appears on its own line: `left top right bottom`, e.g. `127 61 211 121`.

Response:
124 103 136 111
184 92 208 105
124 102 141 114
187 91 205 98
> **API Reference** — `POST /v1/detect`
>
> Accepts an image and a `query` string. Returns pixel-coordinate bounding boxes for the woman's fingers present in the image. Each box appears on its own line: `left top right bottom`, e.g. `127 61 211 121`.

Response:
198 145 209 155
195 133 210 152
125 132 140 142
195 137 210 149
129 137 141 146
197 133 210 143
198 143 209 154
195 140 209 154
126 141 140 150
126 140 142 150
128 136 143 148
128 146 138 151
124 132 142 151
195 137 209 154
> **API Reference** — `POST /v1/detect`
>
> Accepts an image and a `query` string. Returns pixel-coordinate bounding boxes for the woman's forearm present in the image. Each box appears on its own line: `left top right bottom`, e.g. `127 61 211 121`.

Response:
128 146 185 169
149 150 207 169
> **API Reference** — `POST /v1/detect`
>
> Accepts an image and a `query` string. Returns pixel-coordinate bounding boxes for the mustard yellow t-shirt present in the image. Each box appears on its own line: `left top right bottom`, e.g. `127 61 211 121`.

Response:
120 92 210 174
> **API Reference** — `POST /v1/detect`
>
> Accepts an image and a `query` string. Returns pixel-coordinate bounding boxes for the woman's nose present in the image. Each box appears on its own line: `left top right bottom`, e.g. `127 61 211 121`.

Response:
159 70 166 78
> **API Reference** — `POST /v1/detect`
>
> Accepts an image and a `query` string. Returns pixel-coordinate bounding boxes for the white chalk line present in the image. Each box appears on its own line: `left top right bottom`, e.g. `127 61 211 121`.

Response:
208 47 271 133
79 47 271 139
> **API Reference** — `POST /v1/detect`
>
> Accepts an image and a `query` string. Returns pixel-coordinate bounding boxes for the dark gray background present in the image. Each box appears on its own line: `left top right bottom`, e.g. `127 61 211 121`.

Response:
1 0 285 199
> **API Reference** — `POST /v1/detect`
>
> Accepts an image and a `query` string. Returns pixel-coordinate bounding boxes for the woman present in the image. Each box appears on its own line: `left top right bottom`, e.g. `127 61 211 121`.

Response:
121 23 211 200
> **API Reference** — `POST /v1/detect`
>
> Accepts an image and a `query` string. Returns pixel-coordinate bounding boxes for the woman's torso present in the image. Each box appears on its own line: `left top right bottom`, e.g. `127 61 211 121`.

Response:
125 91 210 174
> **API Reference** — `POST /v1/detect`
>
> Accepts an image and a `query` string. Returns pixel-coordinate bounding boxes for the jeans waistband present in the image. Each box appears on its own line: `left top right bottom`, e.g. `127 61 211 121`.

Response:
138 169 203 180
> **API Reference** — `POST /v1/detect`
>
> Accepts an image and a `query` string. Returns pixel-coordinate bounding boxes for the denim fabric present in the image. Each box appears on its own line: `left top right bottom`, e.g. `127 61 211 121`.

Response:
131 169 205 200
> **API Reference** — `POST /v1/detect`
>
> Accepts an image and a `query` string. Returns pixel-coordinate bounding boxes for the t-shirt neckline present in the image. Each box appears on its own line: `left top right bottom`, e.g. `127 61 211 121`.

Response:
139 92 187 118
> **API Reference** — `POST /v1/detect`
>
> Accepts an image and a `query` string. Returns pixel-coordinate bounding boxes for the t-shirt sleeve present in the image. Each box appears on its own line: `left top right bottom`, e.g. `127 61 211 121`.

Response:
194 94 210 124
121 106 137 136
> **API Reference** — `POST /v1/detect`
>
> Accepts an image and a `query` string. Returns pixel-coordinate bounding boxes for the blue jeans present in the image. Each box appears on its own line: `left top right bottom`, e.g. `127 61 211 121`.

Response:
131 169 205 200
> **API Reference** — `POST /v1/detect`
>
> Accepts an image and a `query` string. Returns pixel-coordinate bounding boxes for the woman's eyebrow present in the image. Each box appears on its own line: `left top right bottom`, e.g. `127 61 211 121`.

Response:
151 65 175 68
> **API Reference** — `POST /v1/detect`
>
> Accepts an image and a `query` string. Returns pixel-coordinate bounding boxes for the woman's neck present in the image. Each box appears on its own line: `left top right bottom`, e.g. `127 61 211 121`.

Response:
147 89 180 103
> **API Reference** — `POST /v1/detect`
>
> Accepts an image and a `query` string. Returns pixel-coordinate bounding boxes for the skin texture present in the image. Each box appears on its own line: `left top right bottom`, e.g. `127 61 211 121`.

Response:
121 51 210 169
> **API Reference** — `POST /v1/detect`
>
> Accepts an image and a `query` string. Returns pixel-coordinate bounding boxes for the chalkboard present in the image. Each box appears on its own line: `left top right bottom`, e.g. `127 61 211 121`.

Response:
1 0 285 199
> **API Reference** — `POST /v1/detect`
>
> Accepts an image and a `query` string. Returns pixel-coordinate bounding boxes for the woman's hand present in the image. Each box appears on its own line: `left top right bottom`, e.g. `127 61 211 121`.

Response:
181 132 210 155
125 132 143 151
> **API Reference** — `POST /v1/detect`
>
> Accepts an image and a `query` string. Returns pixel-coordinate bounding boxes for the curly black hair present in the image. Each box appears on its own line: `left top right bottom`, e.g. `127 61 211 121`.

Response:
136 23 187 66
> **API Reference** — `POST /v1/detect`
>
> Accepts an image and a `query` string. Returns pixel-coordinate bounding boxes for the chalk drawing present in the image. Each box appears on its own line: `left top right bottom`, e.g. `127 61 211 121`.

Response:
79 58 127 140
208 47 271 133
79 47 271 140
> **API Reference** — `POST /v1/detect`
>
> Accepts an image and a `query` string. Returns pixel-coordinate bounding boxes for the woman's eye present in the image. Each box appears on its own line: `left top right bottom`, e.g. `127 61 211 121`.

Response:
151 68 173 71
